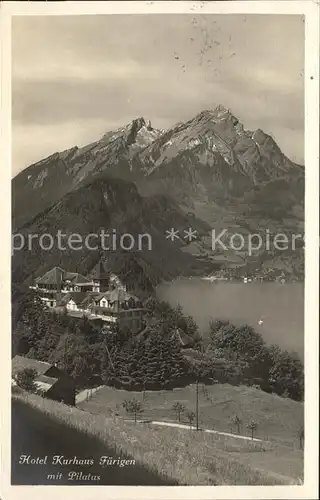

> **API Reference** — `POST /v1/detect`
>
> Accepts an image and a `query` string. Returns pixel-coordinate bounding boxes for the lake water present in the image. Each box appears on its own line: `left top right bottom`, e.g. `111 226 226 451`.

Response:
157 280 304 358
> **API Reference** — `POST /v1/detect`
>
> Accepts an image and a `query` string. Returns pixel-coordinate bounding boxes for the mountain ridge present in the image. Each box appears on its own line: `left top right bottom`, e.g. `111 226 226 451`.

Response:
12 105 304 282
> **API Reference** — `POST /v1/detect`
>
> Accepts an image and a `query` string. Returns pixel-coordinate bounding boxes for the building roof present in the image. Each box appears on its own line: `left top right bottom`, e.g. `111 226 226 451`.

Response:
35 267 65 285
36 268 91 286
106 289 140 304
37 374 58 385
90 292 107 303
57 293 71 306
89 260 110 280
36 374 59 391
84 290 139 305
64 272 90 285
65 292 89 306
12 355 53 376
80 294 95 307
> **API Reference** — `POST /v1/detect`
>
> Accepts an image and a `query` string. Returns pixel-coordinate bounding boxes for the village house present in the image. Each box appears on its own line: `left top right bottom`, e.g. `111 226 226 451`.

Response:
33 261 127 299
37 291 57 309
31 261 146 333
58 289 145 334
88 288 145 333
12 355 76 406
33 267 101 297
60 292 89 313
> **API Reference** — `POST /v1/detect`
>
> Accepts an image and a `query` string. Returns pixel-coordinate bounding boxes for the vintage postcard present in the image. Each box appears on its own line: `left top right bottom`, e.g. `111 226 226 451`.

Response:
0 1 319 499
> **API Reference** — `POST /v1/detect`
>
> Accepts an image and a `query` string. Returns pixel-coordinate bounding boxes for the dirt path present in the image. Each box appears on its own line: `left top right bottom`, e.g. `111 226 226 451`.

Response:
76 385 104 404
129 418 264 442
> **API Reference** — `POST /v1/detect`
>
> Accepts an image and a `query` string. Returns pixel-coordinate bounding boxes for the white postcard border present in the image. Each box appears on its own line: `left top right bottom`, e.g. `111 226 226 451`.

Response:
1 2 319 499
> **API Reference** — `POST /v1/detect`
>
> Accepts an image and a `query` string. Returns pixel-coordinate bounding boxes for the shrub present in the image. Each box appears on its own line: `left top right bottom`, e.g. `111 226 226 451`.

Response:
14 368 38 392
247 420 258 440
172 402 186 422
297 425 304 450
122 398 144 423
268 346 304 401
185 410 196 428
230 414 243 434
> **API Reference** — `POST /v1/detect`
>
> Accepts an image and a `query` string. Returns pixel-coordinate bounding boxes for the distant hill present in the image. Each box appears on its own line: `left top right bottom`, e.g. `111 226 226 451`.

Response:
12 175 213 290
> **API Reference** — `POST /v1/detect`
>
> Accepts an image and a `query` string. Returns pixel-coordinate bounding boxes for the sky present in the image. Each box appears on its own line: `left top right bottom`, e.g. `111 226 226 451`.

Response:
12 14 304 175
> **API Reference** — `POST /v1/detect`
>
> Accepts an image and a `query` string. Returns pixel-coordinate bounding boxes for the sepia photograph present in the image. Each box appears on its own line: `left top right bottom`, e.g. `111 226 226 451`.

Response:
0 1 319 498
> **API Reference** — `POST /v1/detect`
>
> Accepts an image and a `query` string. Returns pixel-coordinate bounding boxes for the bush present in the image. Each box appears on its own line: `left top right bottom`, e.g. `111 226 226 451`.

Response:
247 419 258 440
297 425 304 450
230 414 243 434
268 346 304 401
14 368 38 392
185 410 196 428
172 402 186 422
122 398 144 423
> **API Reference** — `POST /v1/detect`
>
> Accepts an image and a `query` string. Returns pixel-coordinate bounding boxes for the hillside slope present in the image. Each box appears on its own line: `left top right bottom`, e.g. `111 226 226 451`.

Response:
12 175 213 289
14 390 303 485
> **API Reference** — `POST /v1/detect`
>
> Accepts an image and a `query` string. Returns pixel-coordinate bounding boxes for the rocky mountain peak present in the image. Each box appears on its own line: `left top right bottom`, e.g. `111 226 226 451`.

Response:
213 104 230 116
194 106 241 130
252 128 268 143
130 116 146 130
129 117 154 133
13 106 303 231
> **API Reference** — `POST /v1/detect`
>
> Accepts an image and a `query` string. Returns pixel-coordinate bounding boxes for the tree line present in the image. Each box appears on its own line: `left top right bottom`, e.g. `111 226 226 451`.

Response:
204 320 304 401
12 290 303 401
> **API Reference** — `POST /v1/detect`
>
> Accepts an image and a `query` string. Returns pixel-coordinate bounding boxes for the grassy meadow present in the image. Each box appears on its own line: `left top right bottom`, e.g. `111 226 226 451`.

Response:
13 385 303 485
78 383 304 447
